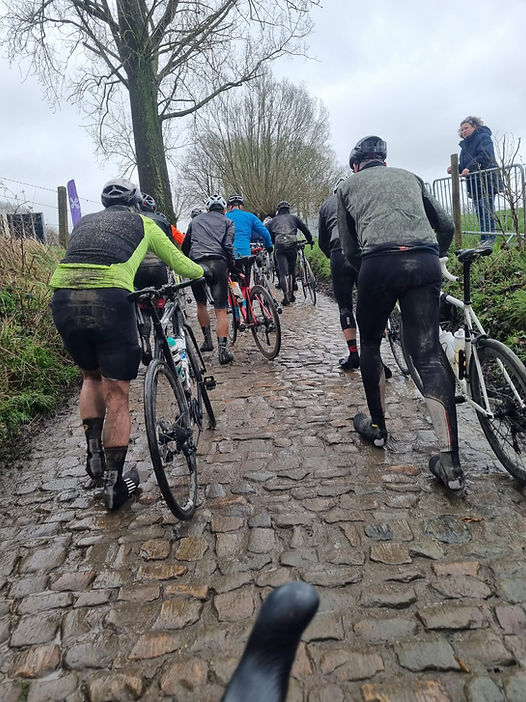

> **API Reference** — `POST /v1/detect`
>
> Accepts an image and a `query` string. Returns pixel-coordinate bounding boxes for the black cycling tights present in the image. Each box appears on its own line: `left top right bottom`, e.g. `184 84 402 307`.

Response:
330 248 357 330
356 251 458 455
275 247 297 298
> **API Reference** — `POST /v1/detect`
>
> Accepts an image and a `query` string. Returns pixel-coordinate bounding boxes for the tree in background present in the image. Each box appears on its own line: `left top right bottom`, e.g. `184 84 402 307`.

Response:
3 0 318 221
183 71 343 220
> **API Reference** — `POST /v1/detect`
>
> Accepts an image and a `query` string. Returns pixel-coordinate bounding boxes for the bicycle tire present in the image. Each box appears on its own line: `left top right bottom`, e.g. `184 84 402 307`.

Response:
228 292 239 344
144 359 197 520
470 337 526 483
185 326 216 430
249 285 282 359
303 256 317 305
387 308 409 375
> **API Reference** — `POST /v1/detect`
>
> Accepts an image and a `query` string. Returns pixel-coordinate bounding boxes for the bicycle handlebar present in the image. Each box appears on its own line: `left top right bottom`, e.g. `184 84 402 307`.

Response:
221 581 319 702
439 257 459 282
128 278 201 303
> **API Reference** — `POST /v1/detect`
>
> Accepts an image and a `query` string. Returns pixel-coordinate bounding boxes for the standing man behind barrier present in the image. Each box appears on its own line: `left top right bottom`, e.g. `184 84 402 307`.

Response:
267 201 313 306
50 179 206 511
337 136 464 491
182 194 236 364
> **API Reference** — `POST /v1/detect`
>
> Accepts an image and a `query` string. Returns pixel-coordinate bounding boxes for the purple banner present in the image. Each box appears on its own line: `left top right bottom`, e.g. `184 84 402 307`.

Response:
67 179 82 226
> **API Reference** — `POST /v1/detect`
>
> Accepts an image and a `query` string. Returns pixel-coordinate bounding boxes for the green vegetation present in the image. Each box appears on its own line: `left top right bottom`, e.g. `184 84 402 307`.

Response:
461 207 525 236
308 237 526 364
0 237 79 460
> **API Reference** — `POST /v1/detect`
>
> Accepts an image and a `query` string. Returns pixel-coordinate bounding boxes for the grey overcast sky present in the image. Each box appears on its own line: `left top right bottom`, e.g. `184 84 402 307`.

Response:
2 0 526 228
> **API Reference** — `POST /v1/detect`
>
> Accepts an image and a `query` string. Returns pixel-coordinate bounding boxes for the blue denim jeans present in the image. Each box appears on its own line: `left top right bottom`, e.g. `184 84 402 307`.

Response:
473 193 496 236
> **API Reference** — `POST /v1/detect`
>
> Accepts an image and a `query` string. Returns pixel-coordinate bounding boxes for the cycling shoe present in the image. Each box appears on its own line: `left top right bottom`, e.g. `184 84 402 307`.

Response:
339 352 360 370
104 468 140 511
353 413 387 447
429 454 464 491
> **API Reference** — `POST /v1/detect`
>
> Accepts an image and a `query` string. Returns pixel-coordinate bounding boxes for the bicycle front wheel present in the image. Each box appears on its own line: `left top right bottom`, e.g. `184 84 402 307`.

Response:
144 359 197 519
470 338 526 483
249 285 282 359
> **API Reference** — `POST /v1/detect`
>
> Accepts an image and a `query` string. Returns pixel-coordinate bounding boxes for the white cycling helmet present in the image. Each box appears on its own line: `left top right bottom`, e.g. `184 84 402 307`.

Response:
206 194 227 211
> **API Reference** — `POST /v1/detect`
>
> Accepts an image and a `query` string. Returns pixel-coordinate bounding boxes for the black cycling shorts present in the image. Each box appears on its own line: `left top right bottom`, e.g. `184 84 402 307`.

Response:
51 288 141 381
191 257 229 310
134 258 169 290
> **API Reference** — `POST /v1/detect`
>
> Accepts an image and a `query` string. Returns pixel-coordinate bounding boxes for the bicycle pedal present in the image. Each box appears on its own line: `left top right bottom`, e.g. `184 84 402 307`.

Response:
239 323 246 332
204 375 216 390
454 395 466 404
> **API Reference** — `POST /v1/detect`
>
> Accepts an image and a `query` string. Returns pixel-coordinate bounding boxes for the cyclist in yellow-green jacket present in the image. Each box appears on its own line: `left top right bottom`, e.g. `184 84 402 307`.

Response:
50 178 208 511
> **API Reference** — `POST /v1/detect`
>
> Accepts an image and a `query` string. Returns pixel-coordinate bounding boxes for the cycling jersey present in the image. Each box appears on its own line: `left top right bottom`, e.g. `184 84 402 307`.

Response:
182 210 235 268
50 205 203 291
267 212 313 250
337 165 454 267
226 209 272 256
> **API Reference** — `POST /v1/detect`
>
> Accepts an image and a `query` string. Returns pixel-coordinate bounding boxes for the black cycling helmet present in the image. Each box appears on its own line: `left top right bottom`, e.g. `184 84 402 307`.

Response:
227 194 244 206
348 136 387 169
101 178 141 208
276 200 291 211
140 193 156 212
190 208 203 218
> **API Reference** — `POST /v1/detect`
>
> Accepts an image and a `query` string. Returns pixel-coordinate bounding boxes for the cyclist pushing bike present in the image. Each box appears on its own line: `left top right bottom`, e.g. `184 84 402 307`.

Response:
266 200 314 306
182 194 236 364
50 178 207 511
337 136 465 491
226 194 273 264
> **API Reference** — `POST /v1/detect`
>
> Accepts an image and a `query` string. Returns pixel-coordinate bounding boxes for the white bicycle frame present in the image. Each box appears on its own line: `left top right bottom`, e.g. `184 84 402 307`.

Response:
439 257 525 419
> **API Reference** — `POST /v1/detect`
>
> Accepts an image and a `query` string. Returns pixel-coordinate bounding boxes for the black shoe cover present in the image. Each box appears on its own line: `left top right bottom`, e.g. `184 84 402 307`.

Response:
353 413 387 447
104 468 140 511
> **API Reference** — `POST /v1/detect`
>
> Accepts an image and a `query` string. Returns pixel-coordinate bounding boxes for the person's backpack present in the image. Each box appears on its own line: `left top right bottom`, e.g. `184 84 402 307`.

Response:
275 231 297 249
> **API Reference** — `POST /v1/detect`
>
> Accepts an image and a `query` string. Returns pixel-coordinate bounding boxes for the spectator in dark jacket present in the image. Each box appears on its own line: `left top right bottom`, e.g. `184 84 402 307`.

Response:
448 116 500 243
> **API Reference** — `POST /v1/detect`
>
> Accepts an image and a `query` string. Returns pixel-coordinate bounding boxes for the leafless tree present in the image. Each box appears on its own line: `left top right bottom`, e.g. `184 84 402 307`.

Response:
3 0 319 221
494 134 524 247
182 70 343 220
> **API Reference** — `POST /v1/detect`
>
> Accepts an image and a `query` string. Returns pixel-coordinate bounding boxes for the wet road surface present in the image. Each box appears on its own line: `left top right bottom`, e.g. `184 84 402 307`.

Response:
0 292 525 701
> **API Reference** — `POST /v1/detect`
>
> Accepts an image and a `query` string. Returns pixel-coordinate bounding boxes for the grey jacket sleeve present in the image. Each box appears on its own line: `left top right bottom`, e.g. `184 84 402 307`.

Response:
420 180 455 256
223 218 236 268
337 191 361 270
317 208 330 259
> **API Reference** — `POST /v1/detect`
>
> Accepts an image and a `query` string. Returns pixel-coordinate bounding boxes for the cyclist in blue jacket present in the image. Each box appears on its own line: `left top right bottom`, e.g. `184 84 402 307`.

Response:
226 194 273 255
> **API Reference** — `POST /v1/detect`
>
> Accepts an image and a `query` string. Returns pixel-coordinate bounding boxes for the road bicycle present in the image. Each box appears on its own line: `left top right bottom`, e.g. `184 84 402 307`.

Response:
250 243 282 313
129 278 216 519
386 304 410 376
397 247 526 483
228 256 282 359
221 581 319 701
296 240 317 304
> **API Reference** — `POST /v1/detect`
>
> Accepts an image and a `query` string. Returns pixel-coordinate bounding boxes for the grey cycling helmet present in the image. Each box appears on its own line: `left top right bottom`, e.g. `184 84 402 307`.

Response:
101 178 141 208
140 193 156 212
348 136 387 169
206 194 227 211
227 194 244 206
276 200 291 211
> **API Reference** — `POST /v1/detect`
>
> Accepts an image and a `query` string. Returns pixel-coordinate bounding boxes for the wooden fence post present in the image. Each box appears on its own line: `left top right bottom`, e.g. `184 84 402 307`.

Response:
450 154 462 248
57 186 68 248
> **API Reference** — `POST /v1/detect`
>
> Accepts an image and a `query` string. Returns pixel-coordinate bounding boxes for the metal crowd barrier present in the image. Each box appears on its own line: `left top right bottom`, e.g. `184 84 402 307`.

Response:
431 163 525 243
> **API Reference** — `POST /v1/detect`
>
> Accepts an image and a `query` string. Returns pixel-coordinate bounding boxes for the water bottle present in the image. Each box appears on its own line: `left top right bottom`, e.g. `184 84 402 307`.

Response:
439 328 455 365
230 281 244 303
454 328 465 375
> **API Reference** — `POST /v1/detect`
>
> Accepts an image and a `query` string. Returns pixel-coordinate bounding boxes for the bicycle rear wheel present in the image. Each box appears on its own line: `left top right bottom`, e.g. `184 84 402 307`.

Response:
301 257 317 305
249 285 281 359
470 338 526 483
144 359 197 519
387 308 410 375
185 325 216 430
228 292 239 344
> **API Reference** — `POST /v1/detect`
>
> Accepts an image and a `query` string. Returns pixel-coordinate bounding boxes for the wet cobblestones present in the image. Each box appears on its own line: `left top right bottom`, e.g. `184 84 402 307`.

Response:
0 292 525 701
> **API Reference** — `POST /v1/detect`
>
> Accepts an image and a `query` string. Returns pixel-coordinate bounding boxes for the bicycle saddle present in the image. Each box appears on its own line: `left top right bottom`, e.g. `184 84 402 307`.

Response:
456 246 493 263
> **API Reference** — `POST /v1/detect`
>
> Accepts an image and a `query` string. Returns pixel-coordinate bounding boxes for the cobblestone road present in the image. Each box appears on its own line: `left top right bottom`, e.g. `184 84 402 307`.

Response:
1 292 525 702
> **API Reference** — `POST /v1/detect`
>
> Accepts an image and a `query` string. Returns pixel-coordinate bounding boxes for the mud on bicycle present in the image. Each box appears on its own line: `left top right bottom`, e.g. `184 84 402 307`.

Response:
391 246 526 483
129 278 216 519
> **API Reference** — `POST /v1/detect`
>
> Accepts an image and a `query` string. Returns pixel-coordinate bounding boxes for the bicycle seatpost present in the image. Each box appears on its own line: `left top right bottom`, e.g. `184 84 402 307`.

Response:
220 582 319 702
